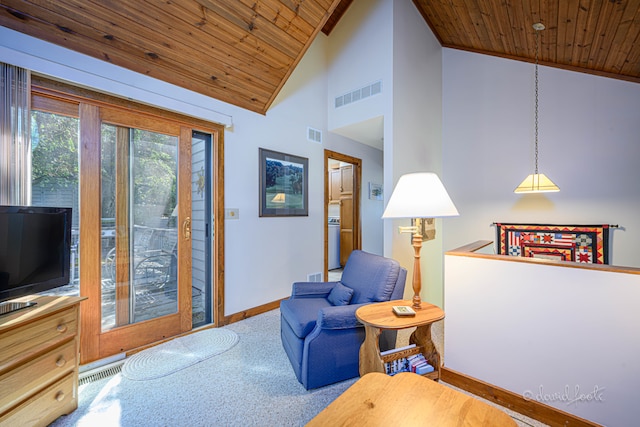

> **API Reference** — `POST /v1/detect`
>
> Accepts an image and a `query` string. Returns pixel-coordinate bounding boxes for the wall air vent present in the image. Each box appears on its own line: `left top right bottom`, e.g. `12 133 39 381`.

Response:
334 80 382 109
307 127 322 144
307 272 322 282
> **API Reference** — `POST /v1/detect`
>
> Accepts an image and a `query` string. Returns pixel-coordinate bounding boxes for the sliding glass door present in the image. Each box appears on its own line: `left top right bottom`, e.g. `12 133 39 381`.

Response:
92 109 193 357
100 124 181 329
30 79 224 364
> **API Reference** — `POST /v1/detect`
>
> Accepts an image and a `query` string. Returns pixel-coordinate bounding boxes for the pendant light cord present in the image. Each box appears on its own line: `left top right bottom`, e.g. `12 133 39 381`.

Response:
534 28 540 175
514 22 559 193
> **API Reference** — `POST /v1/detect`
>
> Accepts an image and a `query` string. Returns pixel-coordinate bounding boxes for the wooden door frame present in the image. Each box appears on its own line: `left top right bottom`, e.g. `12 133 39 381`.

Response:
31 77 226 364
324 150 362 279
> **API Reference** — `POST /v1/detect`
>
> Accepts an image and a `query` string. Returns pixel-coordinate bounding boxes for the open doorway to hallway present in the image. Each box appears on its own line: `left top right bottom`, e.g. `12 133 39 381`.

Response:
324 150 362 281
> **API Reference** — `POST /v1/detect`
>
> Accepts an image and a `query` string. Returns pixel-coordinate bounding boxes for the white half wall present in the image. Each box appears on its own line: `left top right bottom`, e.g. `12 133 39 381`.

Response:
445 253 640 427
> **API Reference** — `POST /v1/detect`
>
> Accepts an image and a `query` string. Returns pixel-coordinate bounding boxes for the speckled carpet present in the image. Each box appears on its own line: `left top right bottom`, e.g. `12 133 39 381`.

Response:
50 309 356 427
50 308 545 427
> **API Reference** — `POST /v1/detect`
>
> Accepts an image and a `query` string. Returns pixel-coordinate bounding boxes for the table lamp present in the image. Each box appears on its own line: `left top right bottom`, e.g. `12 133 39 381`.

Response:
382 172 459 308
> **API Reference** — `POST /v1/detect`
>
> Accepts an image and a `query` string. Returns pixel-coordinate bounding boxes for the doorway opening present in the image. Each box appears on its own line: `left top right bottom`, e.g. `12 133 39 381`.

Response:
324 150 362 281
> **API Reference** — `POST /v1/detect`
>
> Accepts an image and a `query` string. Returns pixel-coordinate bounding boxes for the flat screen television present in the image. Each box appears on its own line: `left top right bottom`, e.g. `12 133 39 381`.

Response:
0 206 72 313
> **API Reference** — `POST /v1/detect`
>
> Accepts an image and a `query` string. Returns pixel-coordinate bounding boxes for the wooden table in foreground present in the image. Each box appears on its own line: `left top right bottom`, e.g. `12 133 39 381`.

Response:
307 372 517 426
356 300 444 380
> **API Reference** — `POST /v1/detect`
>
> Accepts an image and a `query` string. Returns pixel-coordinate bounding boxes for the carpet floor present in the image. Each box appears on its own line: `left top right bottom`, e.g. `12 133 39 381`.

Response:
50 309 547 427
50 309 356 427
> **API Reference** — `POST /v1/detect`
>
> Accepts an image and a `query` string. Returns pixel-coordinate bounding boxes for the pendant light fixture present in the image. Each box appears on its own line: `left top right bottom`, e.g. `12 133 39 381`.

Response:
514 23 560 194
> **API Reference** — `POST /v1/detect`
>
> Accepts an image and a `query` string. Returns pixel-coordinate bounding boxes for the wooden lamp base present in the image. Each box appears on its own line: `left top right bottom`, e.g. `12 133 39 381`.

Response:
411 232 423 309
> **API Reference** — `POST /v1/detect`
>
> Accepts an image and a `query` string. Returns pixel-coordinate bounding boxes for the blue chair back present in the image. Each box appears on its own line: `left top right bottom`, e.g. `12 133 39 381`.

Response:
340 250 404 304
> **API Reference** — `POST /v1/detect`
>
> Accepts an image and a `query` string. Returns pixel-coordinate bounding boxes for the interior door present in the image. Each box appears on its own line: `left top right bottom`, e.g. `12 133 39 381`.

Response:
83 107 192 361
324 150 362 278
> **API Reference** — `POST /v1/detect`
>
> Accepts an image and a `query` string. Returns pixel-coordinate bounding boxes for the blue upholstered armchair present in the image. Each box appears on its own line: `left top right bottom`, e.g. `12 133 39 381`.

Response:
280 250 407 389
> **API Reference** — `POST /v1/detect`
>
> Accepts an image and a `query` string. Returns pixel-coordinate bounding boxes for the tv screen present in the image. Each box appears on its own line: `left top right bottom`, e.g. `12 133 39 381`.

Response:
0 206 72 303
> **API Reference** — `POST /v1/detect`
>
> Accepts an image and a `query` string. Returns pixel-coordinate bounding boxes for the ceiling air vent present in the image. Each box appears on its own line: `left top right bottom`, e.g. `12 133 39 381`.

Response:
307 127 322 143
334 80 382 109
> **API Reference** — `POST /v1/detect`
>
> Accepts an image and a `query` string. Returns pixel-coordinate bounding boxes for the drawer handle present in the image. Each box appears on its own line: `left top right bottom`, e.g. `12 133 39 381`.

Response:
56 356 66 367
56 323 68 333
55 391 65 402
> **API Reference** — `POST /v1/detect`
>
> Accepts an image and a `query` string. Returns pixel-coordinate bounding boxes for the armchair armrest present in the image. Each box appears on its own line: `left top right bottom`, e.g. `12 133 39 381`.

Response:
291 281 339 298
316 303 369 330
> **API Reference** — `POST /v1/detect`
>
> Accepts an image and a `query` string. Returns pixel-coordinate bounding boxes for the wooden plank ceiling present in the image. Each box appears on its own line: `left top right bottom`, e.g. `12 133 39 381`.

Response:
0 0 343 114
1 0 639 116
415 0 640 84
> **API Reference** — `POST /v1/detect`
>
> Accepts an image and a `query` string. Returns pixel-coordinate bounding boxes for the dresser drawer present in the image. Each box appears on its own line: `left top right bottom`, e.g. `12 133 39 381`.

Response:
0 306 77 372
0 372 76 427
0 339 77 415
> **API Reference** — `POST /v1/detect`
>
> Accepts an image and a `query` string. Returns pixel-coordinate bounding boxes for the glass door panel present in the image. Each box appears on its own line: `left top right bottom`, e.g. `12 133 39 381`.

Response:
30 110 80 296
191 131 212 327
100 124 179 331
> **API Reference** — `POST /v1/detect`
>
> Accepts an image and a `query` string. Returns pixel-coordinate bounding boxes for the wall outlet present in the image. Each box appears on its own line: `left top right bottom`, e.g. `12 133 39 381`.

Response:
225 208 239 220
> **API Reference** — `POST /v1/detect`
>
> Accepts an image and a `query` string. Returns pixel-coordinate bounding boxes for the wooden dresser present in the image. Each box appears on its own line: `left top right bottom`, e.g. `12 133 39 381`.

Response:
0 295 85 427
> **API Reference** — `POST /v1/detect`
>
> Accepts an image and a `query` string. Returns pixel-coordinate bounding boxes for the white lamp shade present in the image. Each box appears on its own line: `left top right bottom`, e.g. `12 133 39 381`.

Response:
514 173 560 193
382 172 459 218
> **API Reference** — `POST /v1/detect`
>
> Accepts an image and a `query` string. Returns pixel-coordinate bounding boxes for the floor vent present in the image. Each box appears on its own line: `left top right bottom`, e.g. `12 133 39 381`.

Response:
307 272 322 282
79 360 125 385
307 127 322 143
335 80 382 109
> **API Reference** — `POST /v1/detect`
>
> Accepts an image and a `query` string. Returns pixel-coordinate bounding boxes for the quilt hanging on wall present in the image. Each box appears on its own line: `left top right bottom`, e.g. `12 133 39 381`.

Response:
496 223 610 264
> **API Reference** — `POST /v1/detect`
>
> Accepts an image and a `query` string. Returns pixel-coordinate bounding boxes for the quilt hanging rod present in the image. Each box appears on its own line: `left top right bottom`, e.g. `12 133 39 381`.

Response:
490 223 619 228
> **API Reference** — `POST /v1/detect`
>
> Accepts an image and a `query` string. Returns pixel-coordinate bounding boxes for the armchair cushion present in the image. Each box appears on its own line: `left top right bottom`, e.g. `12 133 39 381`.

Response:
280 297 331 338
327 282 354 306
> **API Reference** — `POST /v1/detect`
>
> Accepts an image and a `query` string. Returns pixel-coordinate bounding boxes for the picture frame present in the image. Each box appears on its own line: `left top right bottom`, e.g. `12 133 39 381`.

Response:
368 182 383 200
259 148 309 217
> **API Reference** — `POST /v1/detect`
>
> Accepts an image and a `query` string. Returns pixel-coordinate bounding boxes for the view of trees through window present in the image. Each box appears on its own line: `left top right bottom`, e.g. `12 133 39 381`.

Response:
31 111 79 188
100 125 178 226
31 111 80 292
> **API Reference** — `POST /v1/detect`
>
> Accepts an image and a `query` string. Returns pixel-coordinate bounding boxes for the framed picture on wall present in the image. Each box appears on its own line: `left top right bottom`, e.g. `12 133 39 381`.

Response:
368 182 383 200
259 148 309 217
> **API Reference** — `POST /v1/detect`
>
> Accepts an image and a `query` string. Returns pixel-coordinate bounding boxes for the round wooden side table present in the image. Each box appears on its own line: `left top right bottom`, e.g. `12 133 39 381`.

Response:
356 299 445 380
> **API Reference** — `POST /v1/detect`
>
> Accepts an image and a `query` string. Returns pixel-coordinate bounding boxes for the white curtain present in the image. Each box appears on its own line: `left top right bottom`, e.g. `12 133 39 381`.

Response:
0 63 31 205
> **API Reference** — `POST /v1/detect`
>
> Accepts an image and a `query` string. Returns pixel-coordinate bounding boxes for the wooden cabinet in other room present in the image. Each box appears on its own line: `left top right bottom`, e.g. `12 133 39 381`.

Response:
340 196 354 267
340 165 353 195
329 168 341 203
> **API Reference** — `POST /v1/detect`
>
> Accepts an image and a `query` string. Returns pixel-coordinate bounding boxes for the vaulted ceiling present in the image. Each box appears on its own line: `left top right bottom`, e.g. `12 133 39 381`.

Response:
1 0 639 116
415 0 640 85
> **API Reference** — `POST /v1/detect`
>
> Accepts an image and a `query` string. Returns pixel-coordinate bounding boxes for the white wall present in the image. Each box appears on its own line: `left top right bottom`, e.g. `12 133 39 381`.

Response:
0 26 385 316
326 0 392 135
442 49 640 268
325 0 391 255
388 0 446 305
445 253 640 426
326 0 448 306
